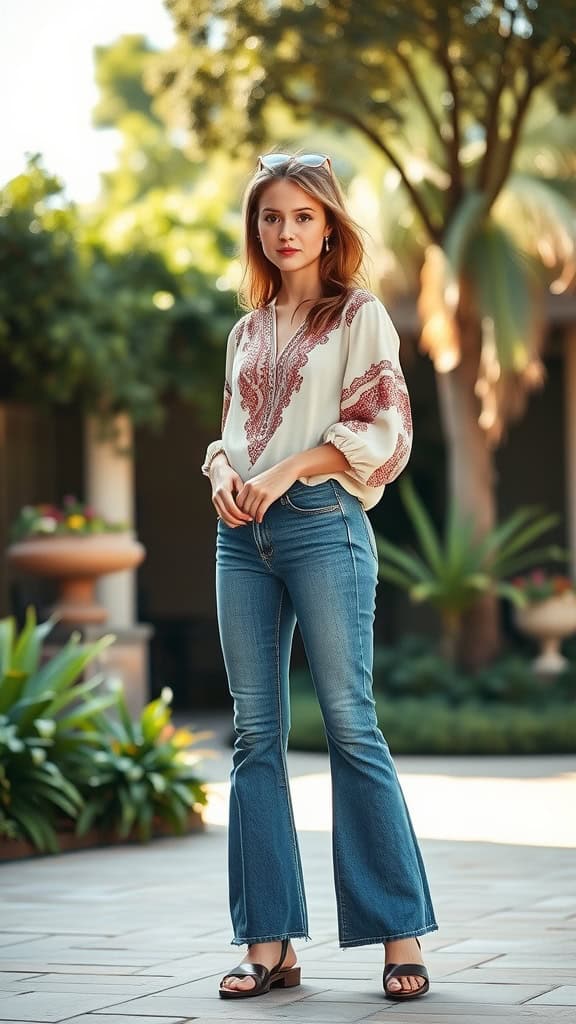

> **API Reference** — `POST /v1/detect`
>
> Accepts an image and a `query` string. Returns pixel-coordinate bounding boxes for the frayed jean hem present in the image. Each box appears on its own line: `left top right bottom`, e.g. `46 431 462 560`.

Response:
339 921 439 949
231 931 312 947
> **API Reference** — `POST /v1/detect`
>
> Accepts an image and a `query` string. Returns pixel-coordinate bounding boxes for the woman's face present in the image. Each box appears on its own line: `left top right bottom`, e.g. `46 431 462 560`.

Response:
256 179 331 274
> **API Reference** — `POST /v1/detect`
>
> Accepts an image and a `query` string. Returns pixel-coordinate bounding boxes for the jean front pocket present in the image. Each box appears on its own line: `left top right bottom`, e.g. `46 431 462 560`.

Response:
281 481 341 515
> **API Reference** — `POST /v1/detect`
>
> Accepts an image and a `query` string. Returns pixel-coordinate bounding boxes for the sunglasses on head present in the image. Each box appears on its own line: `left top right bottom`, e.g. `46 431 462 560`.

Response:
258 152 331 171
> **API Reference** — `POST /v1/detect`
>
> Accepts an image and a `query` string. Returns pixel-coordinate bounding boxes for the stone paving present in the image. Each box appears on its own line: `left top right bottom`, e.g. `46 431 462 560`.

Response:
0 713 575 1023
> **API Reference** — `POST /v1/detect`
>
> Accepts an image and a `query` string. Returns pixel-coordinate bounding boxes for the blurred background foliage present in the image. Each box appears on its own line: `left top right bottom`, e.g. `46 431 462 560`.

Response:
152 0 576 667
288 638 576 755
1 2 575 670
0 34 242 429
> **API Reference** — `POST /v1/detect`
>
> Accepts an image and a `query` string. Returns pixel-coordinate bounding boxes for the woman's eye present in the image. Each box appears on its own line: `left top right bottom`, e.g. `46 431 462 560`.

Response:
261 214 313 224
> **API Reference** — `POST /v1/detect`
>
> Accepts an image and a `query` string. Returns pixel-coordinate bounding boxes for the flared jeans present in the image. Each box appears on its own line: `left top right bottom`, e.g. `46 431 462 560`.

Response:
216 478 438 948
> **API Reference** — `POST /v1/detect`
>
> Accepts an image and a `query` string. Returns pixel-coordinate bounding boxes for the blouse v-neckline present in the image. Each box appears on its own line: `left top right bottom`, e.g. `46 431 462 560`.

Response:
269 299 309 366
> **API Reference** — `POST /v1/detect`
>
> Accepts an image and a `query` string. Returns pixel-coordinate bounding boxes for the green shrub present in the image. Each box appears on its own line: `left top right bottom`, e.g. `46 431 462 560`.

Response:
0 608 208 852
375 478 565 664
0 608 116 851
75 683 208 842
369 636 576 706
289 638 576 755
288 691 576 755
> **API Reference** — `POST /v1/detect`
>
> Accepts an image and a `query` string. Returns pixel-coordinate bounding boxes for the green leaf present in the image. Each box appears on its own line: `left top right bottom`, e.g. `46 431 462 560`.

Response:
376 536 432 583
500 172 576 262
377 563 422 590
12 607 56 676
495 581 526 606
46 673 106 715
0 670 26 715
118 787 137 837
108 681 136 745
76 801 102 836
148 772 167 794
492 512 560 565
0 617 15 676
477 506 544 560
10 694 55 732
57 694 118 730
140 696 171 744
29 783 81 819
497 545 568 578
399 477 444 575
467 222 534 373
24 635 115 700
10 804 59 853
136 801 153 842
443 190 488 278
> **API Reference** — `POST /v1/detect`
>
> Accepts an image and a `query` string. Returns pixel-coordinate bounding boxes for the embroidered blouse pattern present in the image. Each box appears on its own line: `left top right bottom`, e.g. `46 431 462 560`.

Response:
340 361 412 448
239 305 339 466
202 289 413 511
221 382 232 432
366 434 412 487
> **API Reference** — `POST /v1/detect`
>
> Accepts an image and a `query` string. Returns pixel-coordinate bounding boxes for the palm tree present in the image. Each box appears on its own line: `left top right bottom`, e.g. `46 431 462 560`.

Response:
156 0 576 667
349 96 576 666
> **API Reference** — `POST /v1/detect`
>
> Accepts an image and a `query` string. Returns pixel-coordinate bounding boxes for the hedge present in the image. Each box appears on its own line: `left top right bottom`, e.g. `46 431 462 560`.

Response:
288 693 576 755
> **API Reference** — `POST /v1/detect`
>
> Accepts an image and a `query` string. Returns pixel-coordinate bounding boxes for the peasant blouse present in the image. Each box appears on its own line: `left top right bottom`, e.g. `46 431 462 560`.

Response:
201 288 413 511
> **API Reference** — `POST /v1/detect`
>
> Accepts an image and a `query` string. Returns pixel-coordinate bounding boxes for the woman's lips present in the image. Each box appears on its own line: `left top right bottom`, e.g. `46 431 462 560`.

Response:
277 248 299 254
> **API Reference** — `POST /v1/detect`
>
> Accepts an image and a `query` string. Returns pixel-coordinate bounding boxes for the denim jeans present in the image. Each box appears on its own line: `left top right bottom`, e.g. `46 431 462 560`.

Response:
216 478 438 948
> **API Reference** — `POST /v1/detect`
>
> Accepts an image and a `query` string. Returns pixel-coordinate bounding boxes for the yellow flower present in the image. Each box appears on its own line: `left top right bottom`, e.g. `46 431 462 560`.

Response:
67 514 86 529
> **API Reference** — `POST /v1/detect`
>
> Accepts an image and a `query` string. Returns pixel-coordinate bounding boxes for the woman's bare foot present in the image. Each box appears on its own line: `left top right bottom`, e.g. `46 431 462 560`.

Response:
384 937 427 994
220 940 297 993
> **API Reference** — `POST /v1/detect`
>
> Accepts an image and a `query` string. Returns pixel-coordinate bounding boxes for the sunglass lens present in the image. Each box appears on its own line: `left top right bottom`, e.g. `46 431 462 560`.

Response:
258 153 329 170
299 154 329 167
259 154 291 169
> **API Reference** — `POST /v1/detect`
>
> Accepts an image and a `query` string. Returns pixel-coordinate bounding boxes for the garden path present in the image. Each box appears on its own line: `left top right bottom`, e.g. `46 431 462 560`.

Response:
0 711 574 1024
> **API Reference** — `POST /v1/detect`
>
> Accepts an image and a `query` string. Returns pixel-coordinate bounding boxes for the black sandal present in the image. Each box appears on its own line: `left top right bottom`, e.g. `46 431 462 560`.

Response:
383 937 430 1001
219 938 301 999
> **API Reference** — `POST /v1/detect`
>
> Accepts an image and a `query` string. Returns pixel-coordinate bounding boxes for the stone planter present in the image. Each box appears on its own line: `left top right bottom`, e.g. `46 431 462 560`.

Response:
515 592 576 675
6 533 145 625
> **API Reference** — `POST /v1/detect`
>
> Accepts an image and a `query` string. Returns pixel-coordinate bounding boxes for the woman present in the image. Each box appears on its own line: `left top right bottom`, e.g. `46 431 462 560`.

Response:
201 152 438 1002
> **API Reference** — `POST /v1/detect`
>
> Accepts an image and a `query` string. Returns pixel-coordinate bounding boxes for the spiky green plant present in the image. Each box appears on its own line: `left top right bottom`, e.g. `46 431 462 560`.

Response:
0 608 116 851
75 683 208 842
376 478 566 664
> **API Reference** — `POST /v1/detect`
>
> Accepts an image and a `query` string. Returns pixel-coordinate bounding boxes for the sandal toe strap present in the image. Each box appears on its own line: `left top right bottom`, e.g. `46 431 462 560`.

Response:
221 963 268 984
384 962 429 982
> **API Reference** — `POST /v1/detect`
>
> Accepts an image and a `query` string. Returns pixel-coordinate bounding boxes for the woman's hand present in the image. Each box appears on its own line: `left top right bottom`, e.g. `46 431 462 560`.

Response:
210 457 253 528
235 459 300 523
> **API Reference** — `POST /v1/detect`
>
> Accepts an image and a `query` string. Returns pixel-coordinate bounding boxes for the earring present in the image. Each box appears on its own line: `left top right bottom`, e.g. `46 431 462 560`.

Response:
324 235 330 253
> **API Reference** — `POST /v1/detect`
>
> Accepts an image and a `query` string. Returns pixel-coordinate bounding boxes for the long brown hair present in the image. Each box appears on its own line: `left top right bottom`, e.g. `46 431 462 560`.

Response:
239 154 367 334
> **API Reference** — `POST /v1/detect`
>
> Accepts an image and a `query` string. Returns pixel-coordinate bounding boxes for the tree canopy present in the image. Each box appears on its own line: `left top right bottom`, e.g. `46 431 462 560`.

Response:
156 0 575 235
0 35 242 427
154 0 576 439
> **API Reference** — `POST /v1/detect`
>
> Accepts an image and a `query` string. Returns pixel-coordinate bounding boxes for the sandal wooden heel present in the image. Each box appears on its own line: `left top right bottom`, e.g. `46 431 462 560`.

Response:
271 964 301 988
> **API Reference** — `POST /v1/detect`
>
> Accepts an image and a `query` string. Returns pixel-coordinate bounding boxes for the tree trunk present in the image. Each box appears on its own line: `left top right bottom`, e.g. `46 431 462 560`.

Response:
434 297 501 670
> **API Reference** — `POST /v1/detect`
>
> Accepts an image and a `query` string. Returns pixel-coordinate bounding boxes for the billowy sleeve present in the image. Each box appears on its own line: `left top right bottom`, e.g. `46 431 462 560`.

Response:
322 297 413 488
200 324 237 476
